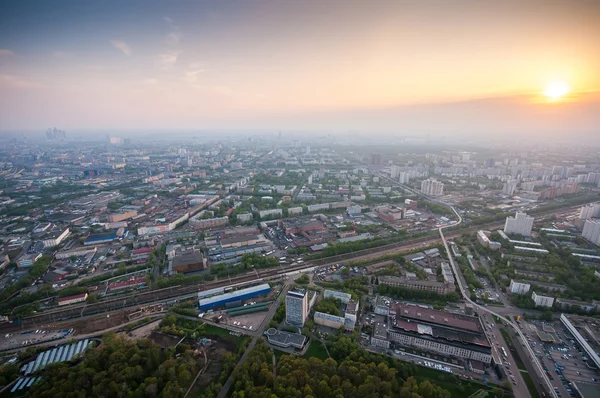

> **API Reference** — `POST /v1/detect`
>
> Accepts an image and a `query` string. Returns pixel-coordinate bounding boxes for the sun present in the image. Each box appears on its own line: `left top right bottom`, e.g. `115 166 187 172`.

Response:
543 81 570 100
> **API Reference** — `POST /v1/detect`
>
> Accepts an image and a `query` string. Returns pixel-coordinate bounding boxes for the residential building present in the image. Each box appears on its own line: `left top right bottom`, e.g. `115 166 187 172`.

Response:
502 180 518 196
189 216 229 229
420 178 444 196
314 312 346 329
476 230 501 250
236 213 253 223
504 212 534 237
259 209 283 219
532 291 554 308
509 279 531 295
286 288 309 327
582 220 600 245
579 204 600 220
344 300 359 331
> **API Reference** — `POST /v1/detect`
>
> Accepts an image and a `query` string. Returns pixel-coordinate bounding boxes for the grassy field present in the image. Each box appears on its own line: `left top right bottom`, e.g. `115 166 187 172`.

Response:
302 340 329 360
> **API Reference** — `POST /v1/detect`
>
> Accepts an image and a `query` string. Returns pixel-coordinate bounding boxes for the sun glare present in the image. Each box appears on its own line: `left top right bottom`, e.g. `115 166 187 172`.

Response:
543 81 570 100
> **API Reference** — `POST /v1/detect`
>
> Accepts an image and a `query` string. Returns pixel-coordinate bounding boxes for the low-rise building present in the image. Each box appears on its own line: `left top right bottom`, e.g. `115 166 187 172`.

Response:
509 279 531 295
171 250 207 274
532 291 555 308
57 293 88 306
476 230 501 250
17 253 42 268
378 275 455 295
371 322 390 349
42 228 70 248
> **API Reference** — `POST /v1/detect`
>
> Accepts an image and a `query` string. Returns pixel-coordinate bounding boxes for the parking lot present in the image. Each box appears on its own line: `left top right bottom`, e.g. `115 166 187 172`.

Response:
519 319 600 397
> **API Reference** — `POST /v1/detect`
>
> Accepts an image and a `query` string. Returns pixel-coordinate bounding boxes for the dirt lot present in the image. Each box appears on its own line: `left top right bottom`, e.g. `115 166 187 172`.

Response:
121 319 162 341
193 340 237 391
149 330 181 347
71 311 130 335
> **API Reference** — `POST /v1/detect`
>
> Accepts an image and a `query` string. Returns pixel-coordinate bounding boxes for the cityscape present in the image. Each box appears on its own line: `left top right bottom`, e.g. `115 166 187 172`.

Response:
1 1 600 398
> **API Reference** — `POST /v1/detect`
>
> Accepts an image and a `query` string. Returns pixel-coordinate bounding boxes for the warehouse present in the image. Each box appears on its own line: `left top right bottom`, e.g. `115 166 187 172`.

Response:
199 283 271 310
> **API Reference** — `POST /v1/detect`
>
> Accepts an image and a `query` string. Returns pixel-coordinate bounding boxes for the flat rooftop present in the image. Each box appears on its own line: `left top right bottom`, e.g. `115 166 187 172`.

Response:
265 329 306 348
391 302 482 333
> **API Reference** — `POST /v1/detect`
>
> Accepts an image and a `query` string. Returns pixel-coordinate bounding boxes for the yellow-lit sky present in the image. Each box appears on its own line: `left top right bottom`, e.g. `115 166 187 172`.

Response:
0 0 598 133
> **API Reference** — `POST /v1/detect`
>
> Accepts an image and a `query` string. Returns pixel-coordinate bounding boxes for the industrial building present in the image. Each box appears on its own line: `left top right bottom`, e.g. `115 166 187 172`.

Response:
373 303 492 364
378 275 456 295
560 314 600 370
42 228 70 248
57 293 88 306
198 284 270 310
171 250 207 274
17 253 42 268
107 210 137 223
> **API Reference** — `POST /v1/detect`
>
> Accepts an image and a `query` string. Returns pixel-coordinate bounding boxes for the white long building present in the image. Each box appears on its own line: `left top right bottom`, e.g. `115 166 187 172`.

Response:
532 291 554 308
504 212 534 237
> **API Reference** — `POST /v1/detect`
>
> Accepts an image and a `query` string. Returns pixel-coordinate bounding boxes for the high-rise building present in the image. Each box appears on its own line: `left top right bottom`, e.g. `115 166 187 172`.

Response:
504 212 534 237
286 288 308 326
390 165 400 179
582 220 600 245
579 204 600 220
420 178 444 196
370 154 381 166
398 172 410 184
502 180 518 196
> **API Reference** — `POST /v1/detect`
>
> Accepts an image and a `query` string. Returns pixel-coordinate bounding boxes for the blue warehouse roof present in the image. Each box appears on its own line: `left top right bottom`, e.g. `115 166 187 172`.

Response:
199 283 270 310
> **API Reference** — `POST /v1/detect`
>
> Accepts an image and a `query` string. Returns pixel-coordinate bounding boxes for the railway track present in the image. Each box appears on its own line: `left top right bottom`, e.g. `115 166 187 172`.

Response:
5 204 580 330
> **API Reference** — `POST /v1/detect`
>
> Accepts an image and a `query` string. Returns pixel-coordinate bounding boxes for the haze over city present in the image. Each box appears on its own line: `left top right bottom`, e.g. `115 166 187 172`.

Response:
0 0 599 138
2 2 600 398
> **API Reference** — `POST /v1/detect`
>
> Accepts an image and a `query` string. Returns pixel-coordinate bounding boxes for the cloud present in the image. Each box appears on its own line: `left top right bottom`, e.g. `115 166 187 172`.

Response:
156 52 179 69
165 32 181 45
184 69 204 83
0 74 40 88
0 49 14 56
110 40 131 56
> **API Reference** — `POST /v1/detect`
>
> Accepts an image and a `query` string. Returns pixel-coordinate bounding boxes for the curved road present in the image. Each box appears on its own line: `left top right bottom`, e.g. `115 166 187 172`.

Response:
439 207 557 398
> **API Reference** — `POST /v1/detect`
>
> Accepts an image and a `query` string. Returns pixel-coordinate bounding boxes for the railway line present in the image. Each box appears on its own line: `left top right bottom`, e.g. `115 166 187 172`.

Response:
4 204 580 330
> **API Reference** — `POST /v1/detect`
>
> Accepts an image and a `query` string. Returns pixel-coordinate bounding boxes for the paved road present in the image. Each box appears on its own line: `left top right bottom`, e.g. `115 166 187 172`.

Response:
439 207 557 398
216 285 289 398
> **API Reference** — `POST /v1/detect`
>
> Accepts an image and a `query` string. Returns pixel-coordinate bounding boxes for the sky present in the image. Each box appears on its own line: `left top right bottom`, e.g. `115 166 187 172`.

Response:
0 0 599 137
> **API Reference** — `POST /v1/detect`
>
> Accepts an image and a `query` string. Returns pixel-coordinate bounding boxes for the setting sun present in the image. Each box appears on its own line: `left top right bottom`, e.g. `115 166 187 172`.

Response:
543 81 570 100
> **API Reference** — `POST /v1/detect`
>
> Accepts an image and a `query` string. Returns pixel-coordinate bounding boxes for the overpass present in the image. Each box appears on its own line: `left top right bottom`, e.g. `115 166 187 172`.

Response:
439 206 557 398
